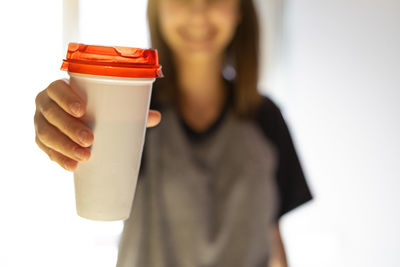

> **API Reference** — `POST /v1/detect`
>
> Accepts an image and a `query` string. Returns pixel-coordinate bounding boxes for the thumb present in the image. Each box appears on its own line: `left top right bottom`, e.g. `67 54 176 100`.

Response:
147 110 161 127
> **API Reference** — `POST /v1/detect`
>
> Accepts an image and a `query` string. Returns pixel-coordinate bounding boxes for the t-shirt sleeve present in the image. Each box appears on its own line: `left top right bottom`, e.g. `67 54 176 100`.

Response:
257 96 313 219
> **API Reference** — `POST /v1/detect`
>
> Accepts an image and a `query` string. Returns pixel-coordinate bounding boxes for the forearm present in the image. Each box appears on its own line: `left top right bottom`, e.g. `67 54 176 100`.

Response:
268 223 288 267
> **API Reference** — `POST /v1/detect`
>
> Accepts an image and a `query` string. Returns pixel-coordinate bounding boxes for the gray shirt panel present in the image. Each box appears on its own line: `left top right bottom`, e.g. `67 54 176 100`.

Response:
117 107 279 267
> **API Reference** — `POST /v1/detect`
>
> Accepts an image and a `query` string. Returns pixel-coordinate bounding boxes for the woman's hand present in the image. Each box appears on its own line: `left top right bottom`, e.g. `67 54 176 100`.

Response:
34 79 161 172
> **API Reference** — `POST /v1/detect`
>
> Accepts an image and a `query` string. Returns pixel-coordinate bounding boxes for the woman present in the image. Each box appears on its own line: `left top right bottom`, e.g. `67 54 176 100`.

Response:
34 0 312 266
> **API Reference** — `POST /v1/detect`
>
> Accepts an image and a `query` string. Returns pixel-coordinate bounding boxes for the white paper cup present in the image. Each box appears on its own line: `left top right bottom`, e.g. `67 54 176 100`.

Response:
70 73 154 220
61 43 162 221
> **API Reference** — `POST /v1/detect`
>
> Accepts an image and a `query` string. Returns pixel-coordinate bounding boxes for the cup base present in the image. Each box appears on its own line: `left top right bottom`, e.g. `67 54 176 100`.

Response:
76 209 130 221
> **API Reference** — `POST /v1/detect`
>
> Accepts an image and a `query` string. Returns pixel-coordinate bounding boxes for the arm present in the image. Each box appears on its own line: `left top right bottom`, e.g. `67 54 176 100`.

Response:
268 223 288 267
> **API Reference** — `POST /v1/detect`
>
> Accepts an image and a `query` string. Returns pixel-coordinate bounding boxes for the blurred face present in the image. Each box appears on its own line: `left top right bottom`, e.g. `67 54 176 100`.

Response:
158 0 241 61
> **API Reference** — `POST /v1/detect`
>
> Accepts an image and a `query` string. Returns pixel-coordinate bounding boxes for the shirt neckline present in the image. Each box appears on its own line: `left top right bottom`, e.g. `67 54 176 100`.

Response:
178 80 233 143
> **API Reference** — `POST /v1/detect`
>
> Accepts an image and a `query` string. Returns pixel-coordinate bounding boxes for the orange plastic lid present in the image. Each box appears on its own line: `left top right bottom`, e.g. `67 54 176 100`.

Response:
61 43 163 78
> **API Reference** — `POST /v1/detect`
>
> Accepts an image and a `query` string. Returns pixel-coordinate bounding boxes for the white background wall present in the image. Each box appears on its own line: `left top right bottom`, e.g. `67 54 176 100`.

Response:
261 1 400 266
0 0 399 267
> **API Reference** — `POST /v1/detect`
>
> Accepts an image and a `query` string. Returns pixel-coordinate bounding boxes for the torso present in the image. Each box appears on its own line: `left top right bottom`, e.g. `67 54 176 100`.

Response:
117 104 279 267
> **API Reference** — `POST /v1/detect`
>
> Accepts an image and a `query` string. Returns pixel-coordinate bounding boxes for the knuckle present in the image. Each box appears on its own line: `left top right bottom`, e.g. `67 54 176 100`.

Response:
35 136 54 161
47 149 56 161
34 136 43 151
35 93 41 106
33 111 40 126
47 80 59 93
35 90 46 107
48 80 73 107
47 80 65 100
36 123 51 143
46 82 56 97
61 158 76 171
67 142 79 155
40 101 55 118
56 135 77 157
35 135 41 146
60 117 81 141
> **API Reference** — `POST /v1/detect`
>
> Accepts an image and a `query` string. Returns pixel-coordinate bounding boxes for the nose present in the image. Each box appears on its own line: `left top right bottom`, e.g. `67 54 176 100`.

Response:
190 0 207 12
188 0 208 23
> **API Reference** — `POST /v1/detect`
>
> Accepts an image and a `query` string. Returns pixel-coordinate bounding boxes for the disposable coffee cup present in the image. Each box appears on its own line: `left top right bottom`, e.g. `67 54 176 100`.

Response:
61 43 162 221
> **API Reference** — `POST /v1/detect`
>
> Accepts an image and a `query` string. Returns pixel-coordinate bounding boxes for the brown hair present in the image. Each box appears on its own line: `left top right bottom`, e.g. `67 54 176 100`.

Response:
147 0 261 118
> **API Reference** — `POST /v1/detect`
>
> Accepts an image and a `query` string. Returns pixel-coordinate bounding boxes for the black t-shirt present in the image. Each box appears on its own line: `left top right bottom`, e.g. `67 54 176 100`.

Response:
119 87 313 267
255 96 313 218
142 84 312 220
177 95 312 220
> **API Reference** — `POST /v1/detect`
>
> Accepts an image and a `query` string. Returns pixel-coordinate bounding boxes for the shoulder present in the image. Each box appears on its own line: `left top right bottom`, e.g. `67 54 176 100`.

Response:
255 95 313 218
255 95 288 144
258 95 281 114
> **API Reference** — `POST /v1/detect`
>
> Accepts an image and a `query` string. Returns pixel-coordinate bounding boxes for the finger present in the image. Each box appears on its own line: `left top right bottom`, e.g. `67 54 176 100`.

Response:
35 112 91 162
35 135 78 172
147 110 161 127
39 96 94 147
46 79 86 118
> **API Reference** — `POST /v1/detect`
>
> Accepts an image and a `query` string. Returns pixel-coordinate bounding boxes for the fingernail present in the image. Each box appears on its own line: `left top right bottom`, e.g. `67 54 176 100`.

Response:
78 130 91 146
73 146 89 161
71 102 81 116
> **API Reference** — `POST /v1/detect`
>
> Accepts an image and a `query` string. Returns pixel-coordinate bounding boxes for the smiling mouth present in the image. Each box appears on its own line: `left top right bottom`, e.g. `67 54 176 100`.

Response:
178 27 216 44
